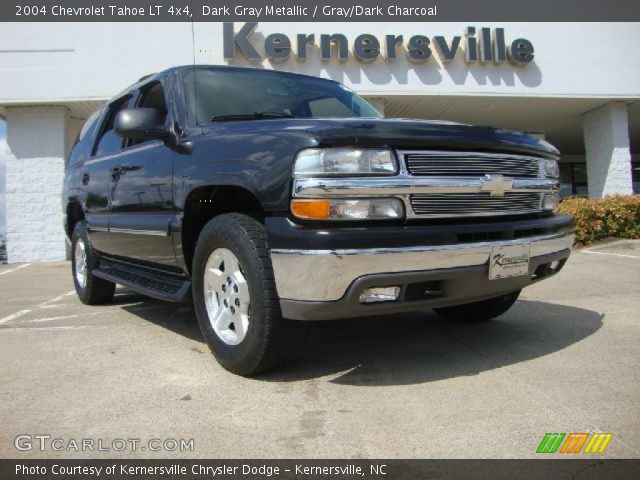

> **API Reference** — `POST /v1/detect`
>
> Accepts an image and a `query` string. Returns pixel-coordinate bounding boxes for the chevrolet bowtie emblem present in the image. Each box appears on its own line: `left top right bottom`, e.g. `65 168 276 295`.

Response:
480 174 513 196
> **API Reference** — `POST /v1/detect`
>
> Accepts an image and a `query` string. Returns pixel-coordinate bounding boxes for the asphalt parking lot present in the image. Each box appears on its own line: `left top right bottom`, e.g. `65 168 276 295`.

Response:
1 240 639 459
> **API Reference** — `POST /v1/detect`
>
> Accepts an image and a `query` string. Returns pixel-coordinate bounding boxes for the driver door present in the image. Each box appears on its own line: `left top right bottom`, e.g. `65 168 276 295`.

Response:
107 79 177 266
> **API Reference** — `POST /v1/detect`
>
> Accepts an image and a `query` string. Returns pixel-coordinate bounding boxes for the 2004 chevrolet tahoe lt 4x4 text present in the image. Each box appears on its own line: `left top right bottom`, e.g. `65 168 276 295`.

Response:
63 66 574 375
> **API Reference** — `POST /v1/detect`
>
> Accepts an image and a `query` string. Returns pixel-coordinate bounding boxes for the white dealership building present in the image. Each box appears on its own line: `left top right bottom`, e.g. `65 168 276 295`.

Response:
0 22 639 263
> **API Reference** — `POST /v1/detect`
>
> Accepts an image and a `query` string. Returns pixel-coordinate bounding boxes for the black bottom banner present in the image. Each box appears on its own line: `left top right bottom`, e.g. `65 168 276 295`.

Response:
1 459 639 480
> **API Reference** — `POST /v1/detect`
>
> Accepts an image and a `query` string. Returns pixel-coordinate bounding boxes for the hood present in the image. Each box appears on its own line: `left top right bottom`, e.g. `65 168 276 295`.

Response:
201 118 559 158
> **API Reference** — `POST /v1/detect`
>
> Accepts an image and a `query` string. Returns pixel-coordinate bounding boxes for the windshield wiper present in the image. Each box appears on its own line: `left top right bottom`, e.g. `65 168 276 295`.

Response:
211 112 294 122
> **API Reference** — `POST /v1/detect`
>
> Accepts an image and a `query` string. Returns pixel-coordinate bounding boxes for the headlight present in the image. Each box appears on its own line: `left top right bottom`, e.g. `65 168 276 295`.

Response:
293 148 397 177
542 192 560 210
540 159 560 178
291 198 404 221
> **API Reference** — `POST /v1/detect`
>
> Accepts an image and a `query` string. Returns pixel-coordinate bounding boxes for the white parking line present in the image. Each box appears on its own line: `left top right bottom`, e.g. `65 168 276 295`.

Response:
28 312 101 323
0 289 76 325
26 304 172 323
42 291 76 305
580 250 640 259
0 264 31 275
1 324 151 332
1 325 98 332
0 309 33 325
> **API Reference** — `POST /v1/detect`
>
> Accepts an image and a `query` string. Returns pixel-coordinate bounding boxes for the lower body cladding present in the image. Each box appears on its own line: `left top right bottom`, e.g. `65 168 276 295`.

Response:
268 219 574 320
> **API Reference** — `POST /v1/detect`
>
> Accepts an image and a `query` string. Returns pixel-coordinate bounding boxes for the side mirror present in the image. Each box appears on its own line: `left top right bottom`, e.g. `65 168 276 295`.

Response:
114 108 170 141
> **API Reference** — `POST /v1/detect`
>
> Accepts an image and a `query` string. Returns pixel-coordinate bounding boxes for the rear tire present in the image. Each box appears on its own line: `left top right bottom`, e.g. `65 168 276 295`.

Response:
192 213 305 376
71 221 115 305
433 290 521 323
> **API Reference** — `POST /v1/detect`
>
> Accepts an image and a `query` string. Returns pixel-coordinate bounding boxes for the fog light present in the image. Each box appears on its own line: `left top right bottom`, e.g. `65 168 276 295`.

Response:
549 260 565 274
543 193 560 210
359 286 400 304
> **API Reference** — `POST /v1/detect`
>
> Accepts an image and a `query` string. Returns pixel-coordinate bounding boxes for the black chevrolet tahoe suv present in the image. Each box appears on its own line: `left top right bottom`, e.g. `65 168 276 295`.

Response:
63 66 573 375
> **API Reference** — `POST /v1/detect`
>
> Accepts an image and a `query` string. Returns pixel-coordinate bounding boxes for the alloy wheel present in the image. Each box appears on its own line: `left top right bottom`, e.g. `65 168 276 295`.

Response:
203 248 250 345
74 237 87 288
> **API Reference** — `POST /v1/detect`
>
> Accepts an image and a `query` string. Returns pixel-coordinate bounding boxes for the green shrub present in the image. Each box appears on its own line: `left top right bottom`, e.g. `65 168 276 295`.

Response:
556 194 640 246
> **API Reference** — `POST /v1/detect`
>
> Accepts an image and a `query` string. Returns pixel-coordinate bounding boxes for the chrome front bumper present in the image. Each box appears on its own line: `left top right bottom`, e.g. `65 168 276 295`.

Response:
271 232 574 302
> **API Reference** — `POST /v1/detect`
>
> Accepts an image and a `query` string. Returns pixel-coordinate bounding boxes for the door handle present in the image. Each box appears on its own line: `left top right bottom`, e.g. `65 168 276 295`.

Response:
81 173 90 185
111 164 132 178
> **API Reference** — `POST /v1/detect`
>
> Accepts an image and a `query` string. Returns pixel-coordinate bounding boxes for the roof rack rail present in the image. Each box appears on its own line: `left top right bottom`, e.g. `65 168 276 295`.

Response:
138 73 156 82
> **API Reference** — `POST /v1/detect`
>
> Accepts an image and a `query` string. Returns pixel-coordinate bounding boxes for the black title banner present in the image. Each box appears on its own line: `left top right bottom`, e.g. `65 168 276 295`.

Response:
3 0 640 22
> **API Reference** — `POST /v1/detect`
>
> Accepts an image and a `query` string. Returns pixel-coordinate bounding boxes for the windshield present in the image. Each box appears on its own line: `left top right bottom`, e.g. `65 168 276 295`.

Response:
183 67 380 124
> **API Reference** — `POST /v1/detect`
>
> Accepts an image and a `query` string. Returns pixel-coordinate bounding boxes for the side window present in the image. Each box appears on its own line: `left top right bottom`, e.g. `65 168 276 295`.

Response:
130 81 169 146
93 96 131 158
77 108 102 145
67 107 103 166
308 97 355 118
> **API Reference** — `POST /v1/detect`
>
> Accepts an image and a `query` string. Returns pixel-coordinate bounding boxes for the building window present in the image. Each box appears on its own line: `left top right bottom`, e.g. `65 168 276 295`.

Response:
561 162 639 197
559 163 573 198
559 162 588 198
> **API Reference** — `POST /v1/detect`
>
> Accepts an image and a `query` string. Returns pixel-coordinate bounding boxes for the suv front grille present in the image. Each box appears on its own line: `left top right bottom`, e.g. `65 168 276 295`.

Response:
410 192 543 217
404 151 540 178
399 150 547 218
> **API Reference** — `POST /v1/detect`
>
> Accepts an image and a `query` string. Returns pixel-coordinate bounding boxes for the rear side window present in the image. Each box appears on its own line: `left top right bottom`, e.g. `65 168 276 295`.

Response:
67 107 103 166
93 96 132 157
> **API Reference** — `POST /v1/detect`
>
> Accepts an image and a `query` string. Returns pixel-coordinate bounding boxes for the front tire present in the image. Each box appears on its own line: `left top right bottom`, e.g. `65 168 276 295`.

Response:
192 213 305 376
71 221 115 305
433 289 521 323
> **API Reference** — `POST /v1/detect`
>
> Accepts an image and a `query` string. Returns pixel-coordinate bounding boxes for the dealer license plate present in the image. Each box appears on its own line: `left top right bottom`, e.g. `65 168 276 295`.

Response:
489 244 531 280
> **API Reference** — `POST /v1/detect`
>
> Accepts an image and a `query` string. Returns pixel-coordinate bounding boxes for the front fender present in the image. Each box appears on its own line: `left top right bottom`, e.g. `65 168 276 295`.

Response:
173 126 316 212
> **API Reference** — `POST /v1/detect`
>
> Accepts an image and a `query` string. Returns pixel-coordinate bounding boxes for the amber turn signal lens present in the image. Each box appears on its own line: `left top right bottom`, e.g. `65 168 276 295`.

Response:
290 199 331 219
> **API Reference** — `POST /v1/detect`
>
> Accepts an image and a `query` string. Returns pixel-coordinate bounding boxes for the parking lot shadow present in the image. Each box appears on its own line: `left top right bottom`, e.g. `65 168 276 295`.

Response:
119 296 602 386
118 293 204 343
260 300 603 385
